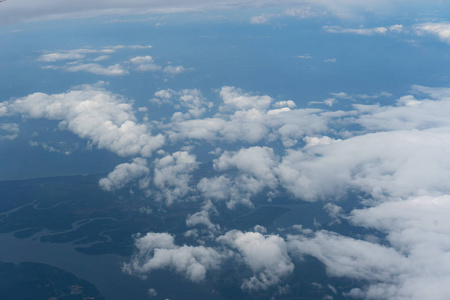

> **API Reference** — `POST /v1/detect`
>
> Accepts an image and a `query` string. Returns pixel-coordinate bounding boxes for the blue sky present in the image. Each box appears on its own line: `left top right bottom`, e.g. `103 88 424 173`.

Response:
2 1 450 299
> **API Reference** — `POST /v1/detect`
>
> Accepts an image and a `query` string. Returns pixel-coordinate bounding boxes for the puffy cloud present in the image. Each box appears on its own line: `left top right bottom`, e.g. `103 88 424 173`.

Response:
218 230 294 291
165 87 329 146
123 232 224 282
220 86 272 112
273 100 296 108
99 157 149 191
152 89 213 118
214 146 278 189
153 151 198 205
303 135 339 147
4 83 164 157
196 147 280 208
415 22 450 44
129 55 162 72
186 200 220 231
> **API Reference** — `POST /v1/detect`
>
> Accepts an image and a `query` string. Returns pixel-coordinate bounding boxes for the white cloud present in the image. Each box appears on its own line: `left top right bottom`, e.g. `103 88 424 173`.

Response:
197 147 281 208
276 128 450 201
346 195 450 299
309 97 336 106
129 55 162 72
220 86 272 112
273 100 296 108
288 194 450 300
4 83 164 157
284 6 319 18
415 22 450 44
303 135 339 147
153 151 198 205
0 123 19 140
186 200 220 231
163 65 187 75
323 25 402 35
214 146 278 189
93 55 110 61
354 85 450 131
288 231 409 282
65 63 129 76
250 15 270 24
38 52 85 62
38 48 115 62
123 232 224 282
99 157 149 191
164 87 330 147
152 89 213 118
218 230 294 291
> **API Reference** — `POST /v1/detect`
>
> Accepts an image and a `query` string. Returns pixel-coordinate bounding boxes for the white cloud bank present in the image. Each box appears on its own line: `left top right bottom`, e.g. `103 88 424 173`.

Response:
415 22 450 44
218 230 294 291
1 83 164 157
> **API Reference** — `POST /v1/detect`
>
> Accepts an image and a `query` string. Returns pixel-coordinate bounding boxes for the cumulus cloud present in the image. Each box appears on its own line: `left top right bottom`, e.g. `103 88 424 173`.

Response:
220 86 272 112
186 200 220 231
218 230 294 291
153 151 198 205
123 232 224 282
214 146 278 189
273 100 296 108
99 157 149 191
164 86 330 147
3 83 164 157
129 55 162 72
151 88 213 118
197 147 280 208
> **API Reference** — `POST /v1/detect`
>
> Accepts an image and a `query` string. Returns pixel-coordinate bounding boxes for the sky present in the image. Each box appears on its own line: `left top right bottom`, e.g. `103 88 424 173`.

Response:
2 0 450 299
